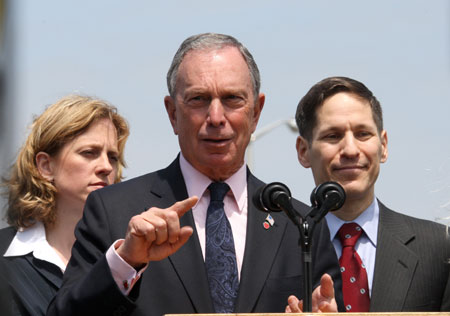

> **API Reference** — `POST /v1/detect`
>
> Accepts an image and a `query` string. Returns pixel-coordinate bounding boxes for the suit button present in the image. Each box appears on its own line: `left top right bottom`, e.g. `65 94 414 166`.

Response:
113 305 127 316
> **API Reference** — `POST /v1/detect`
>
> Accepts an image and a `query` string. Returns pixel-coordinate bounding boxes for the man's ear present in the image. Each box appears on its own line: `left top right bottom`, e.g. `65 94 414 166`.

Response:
164 95 178 135
296 136 311 168
35 152 54 181
380 129 388 163
250 93 265 133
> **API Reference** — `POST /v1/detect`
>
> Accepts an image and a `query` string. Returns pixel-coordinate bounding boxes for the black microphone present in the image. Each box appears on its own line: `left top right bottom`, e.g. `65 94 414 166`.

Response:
254 182 301 224
310 181 346 211
309 181 346 222
254 182 291 212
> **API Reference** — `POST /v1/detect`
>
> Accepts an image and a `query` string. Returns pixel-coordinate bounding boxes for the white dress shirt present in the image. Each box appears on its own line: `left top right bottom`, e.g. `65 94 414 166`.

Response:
325 197 379 296
3 221 66 273
106 153 248 294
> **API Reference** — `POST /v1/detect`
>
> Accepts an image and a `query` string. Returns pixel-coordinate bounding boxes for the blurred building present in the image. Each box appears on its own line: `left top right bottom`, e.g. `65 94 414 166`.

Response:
0 0 14 228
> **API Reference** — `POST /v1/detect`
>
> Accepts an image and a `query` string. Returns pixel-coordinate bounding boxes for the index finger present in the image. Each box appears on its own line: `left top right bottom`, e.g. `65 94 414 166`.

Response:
171 196 198 218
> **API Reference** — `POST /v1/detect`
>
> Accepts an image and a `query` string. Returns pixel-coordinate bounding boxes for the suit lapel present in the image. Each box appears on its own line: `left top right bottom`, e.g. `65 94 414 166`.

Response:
235 172 288 312
24 256 63 289
170 214 214 312
3 254 62 316
370 203 418 312
1 228 62 300
150 157 214 313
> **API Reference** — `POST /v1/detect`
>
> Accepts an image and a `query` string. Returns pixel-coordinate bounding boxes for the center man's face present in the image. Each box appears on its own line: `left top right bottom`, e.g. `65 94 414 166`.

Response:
296 92 388 204
165 47 265 180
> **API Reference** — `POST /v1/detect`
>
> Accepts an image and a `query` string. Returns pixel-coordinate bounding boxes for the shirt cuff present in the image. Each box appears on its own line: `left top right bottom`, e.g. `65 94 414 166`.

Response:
106 239 148 295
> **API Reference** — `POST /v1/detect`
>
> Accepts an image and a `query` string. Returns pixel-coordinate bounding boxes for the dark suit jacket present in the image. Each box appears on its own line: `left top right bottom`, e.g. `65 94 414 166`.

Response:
0 226 63 316
370 202 450 311
0 244 16 316
48 158 343 316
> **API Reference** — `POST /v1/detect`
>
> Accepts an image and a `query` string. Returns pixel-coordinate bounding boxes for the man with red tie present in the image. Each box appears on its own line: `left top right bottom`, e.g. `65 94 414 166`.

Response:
290 76 450 312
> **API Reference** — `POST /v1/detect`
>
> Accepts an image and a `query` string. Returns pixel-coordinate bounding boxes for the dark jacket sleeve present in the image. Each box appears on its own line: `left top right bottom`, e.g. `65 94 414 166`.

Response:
441 264 450 311
47 190 137 316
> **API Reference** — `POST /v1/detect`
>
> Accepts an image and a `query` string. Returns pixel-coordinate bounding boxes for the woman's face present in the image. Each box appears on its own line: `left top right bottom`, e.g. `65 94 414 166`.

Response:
46 118 119 212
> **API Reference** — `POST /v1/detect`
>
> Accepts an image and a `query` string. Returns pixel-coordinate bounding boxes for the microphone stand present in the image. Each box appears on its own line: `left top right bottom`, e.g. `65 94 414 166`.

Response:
255 181 345 313
281 203 329 313
297 216 313 312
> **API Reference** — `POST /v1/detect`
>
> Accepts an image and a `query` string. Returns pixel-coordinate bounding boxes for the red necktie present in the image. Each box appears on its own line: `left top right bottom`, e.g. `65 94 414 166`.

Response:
338 223 370 312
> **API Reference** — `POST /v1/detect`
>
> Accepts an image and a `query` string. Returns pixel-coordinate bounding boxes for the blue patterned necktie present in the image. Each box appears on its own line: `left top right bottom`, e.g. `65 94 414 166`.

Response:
205 182 239 313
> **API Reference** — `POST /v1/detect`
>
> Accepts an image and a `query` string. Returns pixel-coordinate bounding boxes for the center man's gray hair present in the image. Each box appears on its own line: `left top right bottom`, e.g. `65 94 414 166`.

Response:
166 33 261 99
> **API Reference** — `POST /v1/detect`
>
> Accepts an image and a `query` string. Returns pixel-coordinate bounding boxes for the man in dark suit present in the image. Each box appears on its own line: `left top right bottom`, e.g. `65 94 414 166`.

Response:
48 33 343 316
292 76 450 312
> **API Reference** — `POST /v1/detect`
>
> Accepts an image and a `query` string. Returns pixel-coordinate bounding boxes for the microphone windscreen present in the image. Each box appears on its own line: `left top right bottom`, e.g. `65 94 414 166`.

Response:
253 182 291 212
311 181 345 211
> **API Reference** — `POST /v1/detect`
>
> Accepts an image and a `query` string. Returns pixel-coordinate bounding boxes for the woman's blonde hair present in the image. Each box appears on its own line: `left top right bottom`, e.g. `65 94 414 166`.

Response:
3 95 130 229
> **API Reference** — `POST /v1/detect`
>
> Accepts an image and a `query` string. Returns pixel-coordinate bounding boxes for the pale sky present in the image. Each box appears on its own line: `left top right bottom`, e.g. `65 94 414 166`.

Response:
1 0 449 224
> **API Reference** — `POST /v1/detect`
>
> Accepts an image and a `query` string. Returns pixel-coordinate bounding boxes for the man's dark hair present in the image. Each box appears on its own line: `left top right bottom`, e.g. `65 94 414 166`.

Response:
295 76 383 142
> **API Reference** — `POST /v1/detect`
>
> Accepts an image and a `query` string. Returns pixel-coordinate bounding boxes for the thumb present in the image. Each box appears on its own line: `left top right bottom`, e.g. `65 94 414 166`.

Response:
320 273 335 298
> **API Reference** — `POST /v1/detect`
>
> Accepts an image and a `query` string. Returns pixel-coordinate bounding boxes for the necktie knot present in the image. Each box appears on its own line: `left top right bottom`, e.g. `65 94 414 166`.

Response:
208 182 230 202
338 222 363 247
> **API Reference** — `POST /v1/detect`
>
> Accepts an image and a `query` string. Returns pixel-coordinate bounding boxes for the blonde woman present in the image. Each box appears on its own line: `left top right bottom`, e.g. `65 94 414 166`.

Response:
0 95 129 315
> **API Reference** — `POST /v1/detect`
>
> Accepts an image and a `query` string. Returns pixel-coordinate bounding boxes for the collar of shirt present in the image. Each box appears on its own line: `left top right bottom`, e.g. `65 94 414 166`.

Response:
325 197 379 295
326 197 379 248
179 153 247 213
3 221 66 273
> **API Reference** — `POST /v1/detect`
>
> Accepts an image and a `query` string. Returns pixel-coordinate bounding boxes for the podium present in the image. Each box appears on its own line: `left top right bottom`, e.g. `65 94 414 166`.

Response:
167 313 450 316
